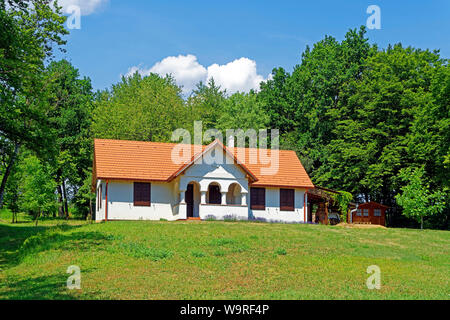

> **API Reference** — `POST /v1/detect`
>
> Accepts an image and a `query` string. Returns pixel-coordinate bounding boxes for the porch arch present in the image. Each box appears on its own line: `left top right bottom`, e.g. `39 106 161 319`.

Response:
206 182 222 204
227 183 242 205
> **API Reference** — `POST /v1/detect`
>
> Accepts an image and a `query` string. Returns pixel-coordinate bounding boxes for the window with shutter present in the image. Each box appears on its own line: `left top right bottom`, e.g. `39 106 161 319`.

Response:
280 189 295 211
134 182 151 207
250 187 265 210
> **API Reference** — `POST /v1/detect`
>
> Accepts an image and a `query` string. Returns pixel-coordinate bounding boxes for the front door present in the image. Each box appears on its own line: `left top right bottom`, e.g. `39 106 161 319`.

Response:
186 184 194 218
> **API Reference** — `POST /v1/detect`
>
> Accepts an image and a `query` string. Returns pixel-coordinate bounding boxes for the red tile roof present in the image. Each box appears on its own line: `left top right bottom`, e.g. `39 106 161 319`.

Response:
93 139 314 189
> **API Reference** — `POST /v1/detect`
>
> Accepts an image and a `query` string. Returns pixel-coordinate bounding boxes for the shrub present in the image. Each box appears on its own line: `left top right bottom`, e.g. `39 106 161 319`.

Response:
275 248 287 256
191 250 206 258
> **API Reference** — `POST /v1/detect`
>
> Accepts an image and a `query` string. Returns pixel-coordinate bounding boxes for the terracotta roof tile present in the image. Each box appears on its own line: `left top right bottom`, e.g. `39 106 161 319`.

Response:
94 139 314 189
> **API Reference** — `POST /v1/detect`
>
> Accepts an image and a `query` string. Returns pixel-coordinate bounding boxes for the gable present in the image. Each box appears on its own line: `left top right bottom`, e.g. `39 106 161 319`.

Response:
183 144 248 180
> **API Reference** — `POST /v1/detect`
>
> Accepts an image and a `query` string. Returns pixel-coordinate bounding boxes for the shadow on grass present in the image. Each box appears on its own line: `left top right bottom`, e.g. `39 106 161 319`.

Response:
0 223 109 270
0 273 99 300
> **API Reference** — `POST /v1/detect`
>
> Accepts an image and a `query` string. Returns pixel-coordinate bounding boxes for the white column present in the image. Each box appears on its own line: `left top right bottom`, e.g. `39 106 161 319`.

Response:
241 193 247 206
200 191 207 204
180 191 186 204
305 192 308 219
221 192 227 205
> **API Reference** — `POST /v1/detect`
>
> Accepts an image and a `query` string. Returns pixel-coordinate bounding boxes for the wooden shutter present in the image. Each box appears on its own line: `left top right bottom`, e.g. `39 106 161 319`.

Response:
280 189 295 211
208 185 221 204
250 187 265 210
134 182 151 207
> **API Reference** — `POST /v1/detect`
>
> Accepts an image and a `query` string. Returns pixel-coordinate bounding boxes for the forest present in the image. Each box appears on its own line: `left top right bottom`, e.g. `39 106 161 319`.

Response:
1 0 448 229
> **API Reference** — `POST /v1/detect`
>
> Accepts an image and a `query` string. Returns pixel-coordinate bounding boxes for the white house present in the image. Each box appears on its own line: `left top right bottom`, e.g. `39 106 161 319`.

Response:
92 138 314 223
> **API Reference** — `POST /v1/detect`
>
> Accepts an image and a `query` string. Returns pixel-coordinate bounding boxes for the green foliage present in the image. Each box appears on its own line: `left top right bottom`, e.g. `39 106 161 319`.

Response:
395 167 446 229
275 248 287 256
43 59 94 218
15 154 57 220
217 91 269 134
0 0 68 151
92 73 186 142
331 191 353 222
191 250 206 258
258 26 449 229
186 78 226 133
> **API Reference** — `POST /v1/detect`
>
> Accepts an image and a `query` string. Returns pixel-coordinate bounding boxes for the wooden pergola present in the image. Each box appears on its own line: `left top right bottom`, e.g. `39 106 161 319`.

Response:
307 186 355 225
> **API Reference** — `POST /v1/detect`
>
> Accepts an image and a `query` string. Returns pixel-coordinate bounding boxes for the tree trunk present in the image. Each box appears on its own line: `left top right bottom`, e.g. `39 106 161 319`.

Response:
421 216 424 230
62 179 69 220
57 183 65 217
0 142 20 209
35 209 40 227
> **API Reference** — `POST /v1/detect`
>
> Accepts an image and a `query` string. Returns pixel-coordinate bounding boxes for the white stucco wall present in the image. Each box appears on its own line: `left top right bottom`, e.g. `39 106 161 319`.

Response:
250 188 307 223
95 180 105 221
95 180 179 221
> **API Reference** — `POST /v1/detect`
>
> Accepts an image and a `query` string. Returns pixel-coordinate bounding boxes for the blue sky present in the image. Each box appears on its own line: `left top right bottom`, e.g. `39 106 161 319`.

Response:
55 0 450 93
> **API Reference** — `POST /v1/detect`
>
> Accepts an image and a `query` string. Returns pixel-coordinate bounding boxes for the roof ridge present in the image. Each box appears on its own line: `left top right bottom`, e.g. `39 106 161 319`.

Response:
94 138 296 152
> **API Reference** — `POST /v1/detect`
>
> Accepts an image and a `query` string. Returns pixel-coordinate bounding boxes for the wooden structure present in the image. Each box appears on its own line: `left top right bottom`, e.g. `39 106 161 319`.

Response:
351 201 388 226
307 186 353 225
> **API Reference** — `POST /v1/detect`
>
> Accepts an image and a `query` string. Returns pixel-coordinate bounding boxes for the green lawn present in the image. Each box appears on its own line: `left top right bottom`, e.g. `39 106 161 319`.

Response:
0 216 449 300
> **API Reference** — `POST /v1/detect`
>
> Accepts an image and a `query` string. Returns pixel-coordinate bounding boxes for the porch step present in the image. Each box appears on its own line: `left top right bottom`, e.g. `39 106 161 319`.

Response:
187 217 201 221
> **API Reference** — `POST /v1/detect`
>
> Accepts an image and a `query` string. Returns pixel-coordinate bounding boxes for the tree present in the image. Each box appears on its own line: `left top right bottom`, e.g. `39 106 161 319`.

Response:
92 73 186 142
395 167 446 229
16 154 57 225
43 59 94 219
0 0 68 207
186 78 226 133
217 91 269 138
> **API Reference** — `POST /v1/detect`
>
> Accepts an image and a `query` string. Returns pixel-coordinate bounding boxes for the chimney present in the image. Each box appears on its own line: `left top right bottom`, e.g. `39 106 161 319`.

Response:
227 135 235 148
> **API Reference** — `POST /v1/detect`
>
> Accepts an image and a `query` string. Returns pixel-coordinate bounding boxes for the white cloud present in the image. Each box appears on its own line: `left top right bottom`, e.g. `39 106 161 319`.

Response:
207 58 265 94
126 55 268 95
55 0 108 15
149 54 207 94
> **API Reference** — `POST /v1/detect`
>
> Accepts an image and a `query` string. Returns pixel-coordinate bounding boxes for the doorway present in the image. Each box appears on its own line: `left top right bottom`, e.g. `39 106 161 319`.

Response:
186 184 194 218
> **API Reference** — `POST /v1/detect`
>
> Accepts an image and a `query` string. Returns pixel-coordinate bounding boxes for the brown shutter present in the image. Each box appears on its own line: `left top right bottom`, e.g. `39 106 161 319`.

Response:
134 182 151 207
280 189 295 211
250 187 265 210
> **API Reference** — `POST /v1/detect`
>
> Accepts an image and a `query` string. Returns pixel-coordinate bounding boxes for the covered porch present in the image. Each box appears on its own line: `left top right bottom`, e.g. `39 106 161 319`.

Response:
177 180 249 220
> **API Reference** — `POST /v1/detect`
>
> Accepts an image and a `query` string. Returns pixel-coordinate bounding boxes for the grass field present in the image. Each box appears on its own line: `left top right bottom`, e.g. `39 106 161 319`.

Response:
0 213 449 300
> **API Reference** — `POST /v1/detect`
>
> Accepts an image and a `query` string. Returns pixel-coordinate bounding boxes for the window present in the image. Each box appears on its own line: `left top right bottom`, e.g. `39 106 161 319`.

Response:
356 209 362 216
97 185 102 211
363 209 369 217
134 182 151 206
208 184 221 204
250 187 265 210
280 189 295 211
374 209 381 217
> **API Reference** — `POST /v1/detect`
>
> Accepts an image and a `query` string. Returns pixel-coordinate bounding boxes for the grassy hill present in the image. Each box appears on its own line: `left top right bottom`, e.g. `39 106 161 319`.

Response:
0 217 448 300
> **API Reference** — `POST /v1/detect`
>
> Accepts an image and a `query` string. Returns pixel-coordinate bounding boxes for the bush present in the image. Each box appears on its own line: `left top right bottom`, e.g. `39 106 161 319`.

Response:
191 250 206 258
275 248 287 256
